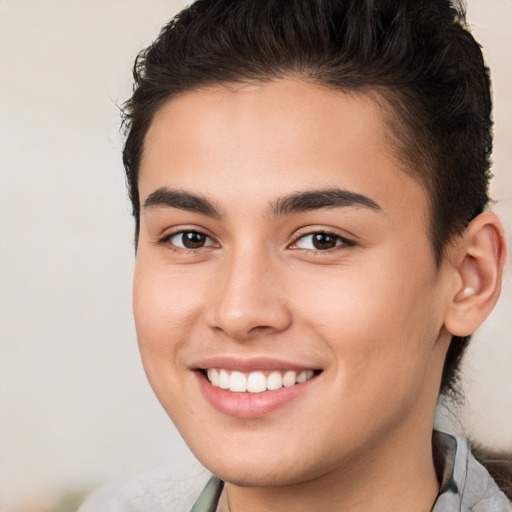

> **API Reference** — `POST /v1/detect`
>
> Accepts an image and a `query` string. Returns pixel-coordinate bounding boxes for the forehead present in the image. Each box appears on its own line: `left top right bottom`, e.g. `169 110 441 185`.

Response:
140 79 428 225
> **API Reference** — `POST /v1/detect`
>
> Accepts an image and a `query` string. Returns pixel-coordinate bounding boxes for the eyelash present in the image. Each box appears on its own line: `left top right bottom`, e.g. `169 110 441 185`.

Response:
157 229 355 254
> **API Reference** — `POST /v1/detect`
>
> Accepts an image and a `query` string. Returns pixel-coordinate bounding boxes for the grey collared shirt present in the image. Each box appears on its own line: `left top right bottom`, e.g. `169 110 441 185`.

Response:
432 432 511 512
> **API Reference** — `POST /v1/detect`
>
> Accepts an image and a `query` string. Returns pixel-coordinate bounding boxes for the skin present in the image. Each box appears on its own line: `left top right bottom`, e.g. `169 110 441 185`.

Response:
133 79 506 512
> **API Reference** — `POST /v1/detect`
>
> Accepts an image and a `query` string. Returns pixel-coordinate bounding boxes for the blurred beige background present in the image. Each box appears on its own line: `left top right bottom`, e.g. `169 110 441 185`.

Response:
0 0 511 510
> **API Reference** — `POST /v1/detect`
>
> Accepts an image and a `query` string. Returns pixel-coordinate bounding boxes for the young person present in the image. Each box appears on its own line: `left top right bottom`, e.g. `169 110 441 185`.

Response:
81 0 511 510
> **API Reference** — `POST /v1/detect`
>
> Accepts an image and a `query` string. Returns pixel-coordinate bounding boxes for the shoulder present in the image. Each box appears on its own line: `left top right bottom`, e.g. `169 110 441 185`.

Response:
78 465 211 512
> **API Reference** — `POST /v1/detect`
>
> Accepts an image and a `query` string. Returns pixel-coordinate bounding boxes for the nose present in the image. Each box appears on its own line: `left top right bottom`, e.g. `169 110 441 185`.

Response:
206 250 292 340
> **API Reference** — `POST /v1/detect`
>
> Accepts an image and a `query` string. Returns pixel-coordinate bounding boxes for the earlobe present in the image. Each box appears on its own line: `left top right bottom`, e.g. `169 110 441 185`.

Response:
444 212 507 337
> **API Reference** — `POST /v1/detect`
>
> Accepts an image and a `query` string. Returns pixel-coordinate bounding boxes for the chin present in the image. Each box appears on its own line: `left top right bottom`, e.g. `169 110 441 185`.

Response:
188 438 332 488
207 462 318 488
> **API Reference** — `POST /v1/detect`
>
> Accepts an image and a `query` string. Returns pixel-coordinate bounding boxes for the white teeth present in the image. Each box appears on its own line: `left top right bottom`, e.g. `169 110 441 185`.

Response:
247 372 267 393
229 371 247 392
296 370 310 383
267 371 283 390
283 370 296 387
206 368 317 392
218 369 230 389
207 368 219 387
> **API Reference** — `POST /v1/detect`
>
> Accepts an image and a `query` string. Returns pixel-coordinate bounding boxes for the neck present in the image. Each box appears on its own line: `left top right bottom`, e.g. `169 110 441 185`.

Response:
222 425 439 512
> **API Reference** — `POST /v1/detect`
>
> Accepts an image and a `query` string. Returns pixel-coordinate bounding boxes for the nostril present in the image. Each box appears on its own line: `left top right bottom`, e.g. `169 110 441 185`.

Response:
248 325 278 334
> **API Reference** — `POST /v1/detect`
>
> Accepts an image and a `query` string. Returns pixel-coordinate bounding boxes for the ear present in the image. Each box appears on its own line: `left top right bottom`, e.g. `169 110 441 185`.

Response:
444 212 508 337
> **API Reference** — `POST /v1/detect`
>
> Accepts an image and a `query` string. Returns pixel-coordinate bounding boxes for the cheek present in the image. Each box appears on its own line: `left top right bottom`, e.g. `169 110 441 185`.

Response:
132 255 207 363
132 256 211 421
289 246 441 394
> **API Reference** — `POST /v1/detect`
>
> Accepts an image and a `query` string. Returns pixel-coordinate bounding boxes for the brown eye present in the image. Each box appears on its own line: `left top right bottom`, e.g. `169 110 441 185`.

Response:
311 233 338 250
292 231 352 251
168 230 216 249
182 232 206 248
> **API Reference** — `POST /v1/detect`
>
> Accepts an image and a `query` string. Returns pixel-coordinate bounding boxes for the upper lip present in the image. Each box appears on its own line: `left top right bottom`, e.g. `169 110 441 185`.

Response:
191 356 321 373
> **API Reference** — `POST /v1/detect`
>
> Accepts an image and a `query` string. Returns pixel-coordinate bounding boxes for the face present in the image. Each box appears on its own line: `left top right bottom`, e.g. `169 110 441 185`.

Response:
134 80 453 486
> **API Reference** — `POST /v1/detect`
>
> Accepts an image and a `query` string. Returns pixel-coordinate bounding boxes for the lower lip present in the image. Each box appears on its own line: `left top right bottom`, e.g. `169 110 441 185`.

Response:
196 372 319 419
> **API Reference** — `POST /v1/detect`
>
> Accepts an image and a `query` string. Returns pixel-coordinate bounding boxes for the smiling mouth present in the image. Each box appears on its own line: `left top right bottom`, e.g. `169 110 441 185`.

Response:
203 368 321 393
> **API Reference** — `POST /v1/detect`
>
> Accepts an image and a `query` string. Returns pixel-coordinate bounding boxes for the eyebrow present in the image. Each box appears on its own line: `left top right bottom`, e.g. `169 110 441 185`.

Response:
143 188 223 217
270 188 382 217
143 186 381 218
